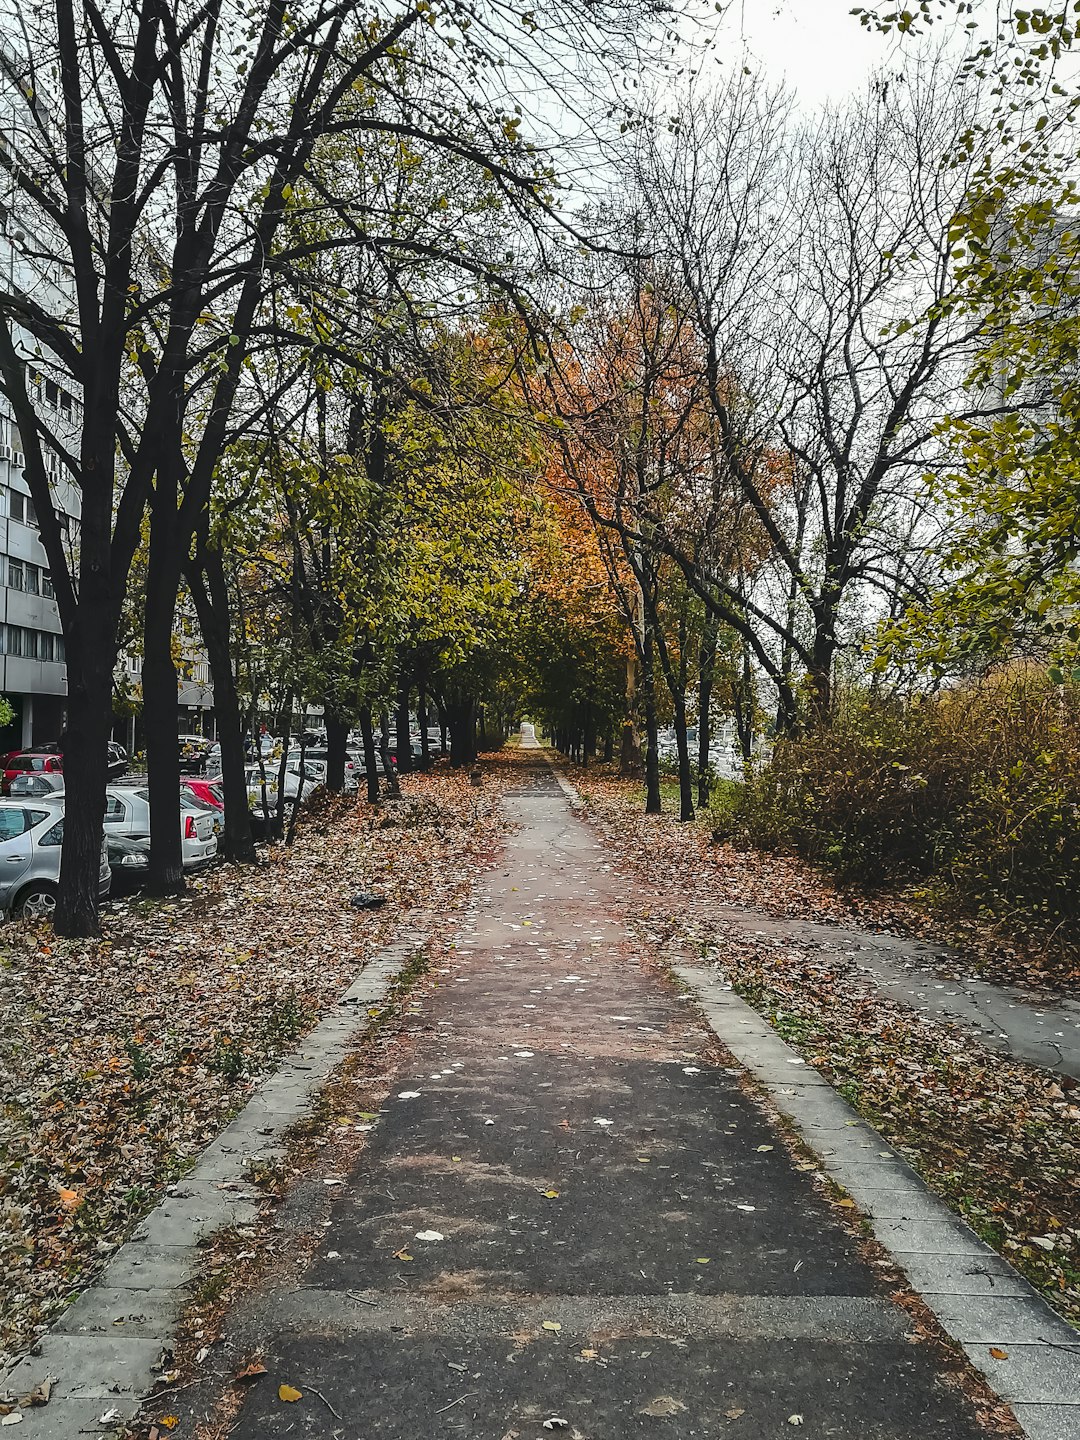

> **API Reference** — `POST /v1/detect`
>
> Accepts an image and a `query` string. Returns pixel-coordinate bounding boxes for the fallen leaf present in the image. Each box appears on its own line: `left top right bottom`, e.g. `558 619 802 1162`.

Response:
58 1188 82 1211
159 1419 179 1430
836 1198 856 1208
724 1408 746 1420
638 1397 687 1418
543 1189 560 1198
695 1257 711 1264
278 1384 303 1403
755 1145 774 1153
414 1229 445 1241
542 1320 562 1332
989 1347 1009 1360
235 1361 267 1382
787 1416 804 1426
393 1249 414 1261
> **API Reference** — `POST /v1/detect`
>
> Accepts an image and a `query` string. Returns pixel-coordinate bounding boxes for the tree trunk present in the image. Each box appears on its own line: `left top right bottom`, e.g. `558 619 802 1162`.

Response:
186 550 257 864
358 707 380 803
417 687 430 767
143 534 185 896
56 649 113 935
325 712 349 793
603 729 614 763
734 643 756 760
697 619 717 809
642 625 661 815
378 709 400 798
671 693 695 823
395 676 413 774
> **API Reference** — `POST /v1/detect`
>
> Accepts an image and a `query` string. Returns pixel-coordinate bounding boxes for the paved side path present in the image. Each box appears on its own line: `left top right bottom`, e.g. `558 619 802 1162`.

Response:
215 759 999 1439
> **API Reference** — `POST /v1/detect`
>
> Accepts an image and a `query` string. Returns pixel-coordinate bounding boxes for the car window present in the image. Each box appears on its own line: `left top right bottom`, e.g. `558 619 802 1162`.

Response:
209 785 223 805
182 792 217 811
133 789 150 802
105 795 125 820
39 818 63 846
0 808 30 840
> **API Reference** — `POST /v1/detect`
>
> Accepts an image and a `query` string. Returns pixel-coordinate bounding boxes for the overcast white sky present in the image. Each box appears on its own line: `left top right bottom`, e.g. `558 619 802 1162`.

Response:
724 0 899 105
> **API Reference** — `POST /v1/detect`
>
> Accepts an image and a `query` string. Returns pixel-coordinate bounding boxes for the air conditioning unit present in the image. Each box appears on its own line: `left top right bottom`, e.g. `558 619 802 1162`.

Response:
12 451 24 468
0 444 11 461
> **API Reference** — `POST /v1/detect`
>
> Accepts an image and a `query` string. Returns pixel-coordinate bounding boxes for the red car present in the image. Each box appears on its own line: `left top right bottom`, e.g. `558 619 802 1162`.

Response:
181 776 224 809
2 752 63 794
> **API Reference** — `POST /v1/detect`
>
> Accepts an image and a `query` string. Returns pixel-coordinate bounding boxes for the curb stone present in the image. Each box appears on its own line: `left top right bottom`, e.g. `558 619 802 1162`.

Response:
674 961 1080 1440
0 918 434 1438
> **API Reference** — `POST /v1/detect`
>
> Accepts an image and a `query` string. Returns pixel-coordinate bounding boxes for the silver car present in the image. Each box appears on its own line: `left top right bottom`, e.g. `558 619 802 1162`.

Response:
9 772 66 799
104 785 218 870
0 799 111 919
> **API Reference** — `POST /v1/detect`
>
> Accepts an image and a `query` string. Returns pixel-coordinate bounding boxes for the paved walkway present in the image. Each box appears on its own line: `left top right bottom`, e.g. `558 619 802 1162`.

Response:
214 753 998 1438
694 906 1080 1081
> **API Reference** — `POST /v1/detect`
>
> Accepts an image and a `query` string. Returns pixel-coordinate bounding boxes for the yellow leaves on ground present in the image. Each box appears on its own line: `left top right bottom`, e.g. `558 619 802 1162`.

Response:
278 1384 303 1402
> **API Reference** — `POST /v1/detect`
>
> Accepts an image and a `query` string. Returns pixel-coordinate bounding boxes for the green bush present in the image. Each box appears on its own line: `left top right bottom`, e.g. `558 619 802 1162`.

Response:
736 669 1080 950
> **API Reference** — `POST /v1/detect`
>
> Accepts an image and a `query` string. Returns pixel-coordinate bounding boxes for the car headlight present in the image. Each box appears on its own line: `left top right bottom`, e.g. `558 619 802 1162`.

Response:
121 853 148 867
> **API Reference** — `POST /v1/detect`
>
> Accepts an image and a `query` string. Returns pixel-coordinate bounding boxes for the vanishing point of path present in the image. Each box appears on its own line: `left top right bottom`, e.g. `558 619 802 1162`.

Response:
217 748 997 1439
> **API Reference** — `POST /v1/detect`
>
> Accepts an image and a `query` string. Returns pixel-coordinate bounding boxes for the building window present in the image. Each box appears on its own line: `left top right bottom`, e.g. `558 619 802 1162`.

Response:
22 630 37 660
41 571 53 599
8 558 23 591
9 491 36 527
7 625 21 657
24 564 38 596
38 632 52 662
55 634 64 662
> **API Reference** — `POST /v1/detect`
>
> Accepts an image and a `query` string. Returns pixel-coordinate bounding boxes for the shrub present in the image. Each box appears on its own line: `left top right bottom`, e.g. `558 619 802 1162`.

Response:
736 668 1080 952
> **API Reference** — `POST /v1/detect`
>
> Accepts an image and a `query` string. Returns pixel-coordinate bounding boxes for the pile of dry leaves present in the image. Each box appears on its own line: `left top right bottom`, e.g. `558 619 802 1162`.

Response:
571 768 1080 1327
0 767 508 1367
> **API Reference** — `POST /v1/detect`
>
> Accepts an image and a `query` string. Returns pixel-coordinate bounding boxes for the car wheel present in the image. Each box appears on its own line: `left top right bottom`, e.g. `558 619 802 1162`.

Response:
16 881 59 921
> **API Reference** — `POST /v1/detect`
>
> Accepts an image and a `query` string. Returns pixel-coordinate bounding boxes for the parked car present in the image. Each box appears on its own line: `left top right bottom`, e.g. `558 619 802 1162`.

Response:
9 772 66 798
1 752 64 795
178 735 213 775
0 798 110 919
105 832 151 893
244 765 319 816
103 785 218 869
17 740 128 778
181 777 224 810
288 747 362 790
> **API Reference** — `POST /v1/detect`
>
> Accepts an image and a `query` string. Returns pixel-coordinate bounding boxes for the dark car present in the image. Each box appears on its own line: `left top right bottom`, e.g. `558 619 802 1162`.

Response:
28 740 127 778
105 832 150 893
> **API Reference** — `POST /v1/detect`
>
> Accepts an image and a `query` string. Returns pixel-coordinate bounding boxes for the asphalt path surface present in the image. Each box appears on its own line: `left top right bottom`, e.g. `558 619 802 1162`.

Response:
215 743 995 1440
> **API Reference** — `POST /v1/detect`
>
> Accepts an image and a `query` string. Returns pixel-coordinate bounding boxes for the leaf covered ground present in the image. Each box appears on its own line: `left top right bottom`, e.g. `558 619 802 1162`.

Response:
0 768 509 1368
571 766 1080 1327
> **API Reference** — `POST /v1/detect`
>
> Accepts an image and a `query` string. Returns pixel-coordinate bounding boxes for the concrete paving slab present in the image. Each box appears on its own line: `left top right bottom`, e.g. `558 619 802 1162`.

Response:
52 1287 181 1338
1 1334 164 1397
1010 1404 1080 1440
871 1216 993 1257
961 1342 1080 1404
927 1293 1080 1346
99 1242 198 1291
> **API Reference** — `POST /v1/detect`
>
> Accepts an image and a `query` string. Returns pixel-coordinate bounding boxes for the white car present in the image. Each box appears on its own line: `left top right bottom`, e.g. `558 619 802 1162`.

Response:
103 785 218 870
244 764 319 819
0 797 111 919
